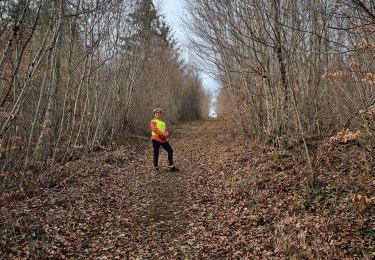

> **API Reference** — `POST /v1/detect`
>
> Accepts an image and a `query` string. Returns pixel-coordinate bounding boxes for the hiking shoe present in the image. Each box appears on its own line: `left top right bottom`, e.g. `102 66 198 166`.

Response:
166 166 179 172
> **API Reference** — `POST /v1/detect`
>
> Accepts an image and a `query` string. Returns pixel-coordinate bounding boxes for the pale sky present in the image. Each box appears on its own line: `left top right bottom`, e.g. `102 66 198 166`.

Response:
159 0 187 48
159 0 219 115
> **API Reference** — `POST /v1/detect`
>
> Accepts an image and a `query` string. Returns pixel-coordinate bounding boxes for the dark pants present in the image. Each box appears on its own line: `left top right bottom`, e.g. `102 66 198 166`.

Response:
152 139 173 167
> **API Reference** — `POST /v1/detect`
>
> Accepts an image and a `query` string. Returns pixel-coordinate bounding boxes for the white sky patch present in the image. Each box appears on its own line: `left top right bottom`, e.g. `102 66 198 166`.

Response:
159 0 219 115
158 0 187 52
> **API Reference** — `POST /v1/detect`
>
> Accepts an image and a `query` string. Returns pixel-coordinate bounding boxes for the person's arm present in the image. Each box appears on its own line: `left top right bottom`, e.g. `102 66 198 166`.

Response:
164 127 169 137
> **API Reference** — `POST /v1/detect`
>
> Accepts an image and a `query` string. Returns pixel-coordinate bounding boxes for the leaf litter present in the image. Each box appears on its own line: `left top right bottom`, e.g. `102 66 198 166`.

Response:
1 119 374 258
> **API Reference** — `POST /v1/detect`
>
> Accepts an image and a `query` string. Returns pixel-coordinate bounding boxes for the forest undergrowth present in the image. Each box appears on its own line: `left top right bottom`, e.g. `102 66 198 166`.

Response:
1 119 374 258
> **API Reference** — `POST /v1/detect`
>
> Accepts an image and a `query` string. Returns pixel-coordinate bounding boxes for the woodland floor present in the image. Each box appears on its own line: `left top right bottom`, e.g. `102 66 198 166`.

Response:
1 119 374 259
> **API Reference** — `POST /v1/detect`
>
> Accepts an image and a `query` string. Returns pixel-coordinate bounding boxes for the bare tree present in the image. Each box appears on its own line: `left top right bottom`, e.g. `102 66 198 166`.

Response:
0 0 208 186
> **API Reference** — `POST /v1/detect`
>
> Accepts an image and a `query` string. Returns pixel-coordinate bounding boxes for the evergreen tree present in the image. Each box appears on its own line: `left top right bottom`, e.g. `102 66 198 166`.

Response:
128 0 176 49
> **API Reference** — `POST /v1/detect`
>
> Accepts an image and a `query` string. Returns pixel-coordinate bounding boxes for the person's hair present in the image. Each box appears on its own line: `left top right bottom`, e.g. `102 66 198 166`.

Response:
153 108 162 114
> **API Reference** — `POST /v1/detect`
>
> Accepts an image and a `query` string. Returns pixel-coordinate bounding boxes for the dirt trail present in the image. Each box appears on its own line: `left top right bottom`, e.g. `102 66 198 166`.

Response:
126 119 224 257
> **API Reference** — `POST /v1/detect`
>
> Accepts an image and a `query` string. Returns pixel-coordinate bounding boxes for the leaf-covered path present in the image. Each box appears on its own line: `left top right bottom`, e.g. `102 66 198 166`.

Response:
1 119 374 258
0 120 229 258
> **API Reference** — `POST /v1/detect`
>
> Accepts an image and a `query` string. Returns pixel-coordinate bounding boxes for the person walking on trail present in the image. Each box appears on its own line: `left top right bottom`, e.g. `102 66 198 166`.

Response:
150 108 179 172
